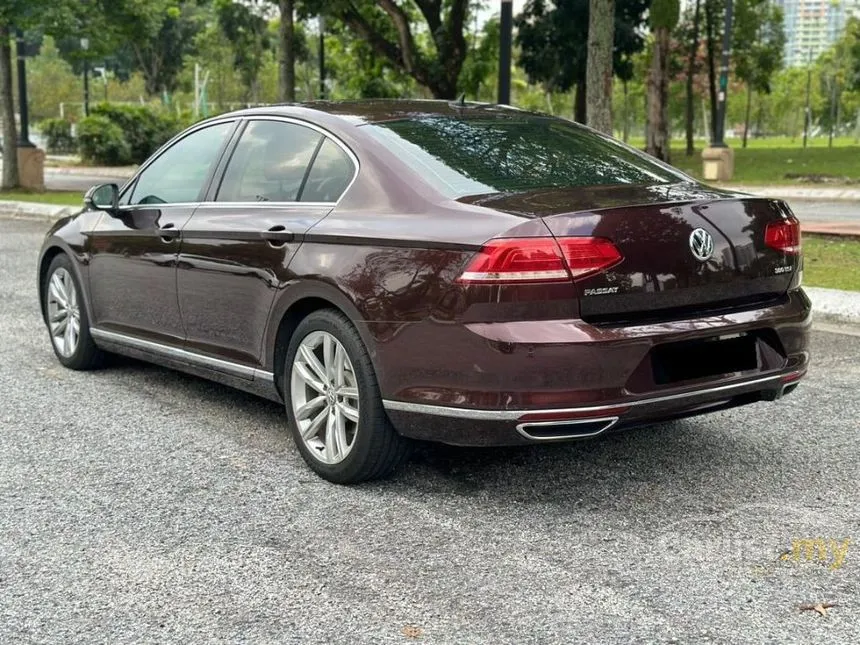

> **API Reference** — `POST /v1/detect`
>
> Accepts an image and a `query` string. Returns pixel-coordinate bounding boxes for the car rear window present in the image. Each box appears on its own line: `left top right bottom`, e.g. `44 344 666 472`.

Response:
361 115 687 198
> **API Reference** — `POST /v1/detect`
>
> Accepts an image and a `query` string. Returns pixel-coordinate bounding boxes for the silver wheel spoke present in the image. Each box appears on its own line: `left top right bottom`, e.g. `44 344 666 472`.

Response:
295 395 326 420
295 362 327 394
49 274 67 308
301 407 328 441
299 344 328 384
333 343 346 387
51 315 68 335
324 409 337 462
337 400 360 423
333 407 349 457
323 334 335 382
338 386 358 399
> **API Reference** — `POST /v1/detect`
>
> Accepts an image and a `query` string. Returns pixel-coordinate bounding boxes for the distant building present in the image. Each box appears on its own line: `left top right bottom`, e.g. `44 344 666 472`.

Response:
777 0 860 67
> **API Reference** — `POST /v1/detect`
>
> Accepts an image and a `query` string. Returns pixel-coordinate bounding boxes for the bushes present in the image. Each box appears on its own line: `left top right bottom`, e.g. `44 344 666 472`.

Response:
39 118 76 153
77 115 133 166
91 103 181 163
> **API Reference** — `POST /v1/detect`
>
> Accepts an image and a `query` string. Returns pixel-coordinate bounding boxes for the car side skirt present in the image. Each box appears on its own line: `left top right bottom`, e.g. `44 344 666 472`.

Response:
90 328 282 403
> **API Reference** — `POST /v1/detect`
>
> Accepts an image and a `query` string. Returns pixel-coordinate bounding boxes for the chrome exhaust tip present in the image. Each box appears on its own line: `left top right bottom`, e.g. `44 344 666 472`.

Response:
516 417 619 442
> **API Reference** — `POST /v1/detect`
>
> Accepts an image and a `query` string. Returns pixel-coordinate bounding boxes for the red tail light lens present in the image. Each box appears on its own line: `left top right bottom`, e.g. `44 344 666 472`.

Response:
765 218 801 254
556 237 623 279
457 237 623 284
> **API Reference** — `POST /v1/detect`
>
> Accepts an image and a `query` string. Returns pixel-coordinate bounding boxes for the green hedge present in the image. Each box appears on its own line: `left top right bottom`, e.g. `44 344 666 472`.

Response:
39 118 77 153
77 115 133 166
91 103 181 163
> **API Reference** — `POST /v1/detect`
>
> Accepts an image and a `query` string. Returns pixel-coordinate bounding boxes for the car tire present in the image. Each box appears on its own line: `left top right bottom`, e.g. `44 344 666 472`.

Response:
43 254 105 371
284 308 411 484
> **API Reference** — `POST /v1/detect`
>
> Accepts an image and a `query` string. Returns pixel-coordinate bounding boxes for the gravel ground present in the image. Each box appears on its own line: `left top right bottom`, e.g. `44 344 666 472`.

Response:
1 218 858 644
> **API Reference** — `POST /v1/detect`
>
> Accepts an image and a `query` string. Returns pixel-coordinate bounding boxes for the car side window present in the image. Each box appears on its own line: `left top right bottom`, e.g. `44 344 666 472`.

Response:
300 138 355 203
128 122 234 205
216 120 322 203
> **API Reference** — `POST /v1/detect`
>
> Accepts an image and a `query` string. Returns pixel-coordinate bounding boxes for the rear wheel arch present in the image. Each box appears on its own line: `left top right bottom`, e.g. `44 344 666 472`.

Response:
268 285 379 397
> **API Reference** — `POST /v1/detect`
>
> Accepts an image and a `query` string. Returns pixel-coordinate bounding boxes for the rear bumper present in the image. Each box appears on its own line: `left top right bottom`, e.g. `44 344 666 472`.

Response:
384 368 805 446
378 289 811 446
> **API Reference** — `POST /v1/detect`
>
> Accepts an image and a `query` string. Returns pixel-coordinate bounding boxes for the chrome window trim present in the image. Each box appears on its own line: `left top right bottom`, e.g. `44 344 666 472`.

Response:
90 328 275 382
382 373 787 421
117 113 360 210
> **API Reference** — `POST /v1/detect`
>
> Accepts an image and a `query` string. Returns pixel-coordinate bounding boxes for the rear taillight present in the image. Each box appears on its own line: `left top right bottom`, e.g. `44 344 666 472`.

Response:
765 218 801 254
457 237 623 284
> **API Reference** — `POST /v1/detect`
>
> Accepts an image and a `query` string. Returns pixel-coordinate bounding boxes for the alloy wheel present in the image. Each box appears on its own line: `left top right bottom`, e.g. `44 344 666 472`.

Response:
46 268 81 358
289 331 360 465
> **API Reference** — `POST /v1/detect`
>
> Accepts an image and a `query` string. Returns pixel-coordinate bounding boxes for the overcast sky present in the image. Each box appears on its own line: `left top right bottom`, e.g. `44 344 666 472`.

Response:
476 0 528 26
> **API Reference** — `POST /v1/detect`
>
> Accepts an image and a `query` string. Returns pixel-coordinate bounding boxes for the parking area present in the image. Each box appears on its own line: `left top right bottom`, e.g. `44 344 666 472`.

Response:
1 217 858 644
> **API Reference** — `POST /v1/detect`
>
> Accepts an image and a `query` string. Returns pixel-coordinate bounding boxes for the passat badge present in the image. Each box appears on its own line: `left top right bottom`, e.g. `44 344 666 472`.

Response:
689 228 714 262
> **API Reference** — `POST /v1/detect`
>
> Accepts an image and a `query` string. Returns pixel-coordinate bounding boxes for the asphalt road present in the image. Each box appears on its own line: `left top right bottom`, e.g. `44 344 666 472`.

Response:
1 217 858 644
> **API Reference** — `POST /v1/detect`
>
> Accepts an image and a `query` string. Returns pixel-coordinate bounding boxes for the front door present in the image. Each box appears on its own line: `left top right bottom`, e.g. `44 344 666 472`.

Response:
87 120 237 345
176 119 353 368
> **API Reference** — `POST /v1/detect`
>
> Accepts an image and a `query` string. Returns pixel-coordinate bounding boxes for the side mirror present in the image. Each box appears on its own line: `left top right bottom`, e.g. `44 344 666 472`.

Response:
84 183 119 214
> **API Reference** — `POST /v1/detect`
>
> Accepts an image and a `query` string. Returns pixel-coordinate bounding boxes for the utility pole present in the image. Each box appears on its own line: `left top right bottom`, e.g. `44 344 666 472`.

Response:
828 75 838 148
15 30 33 147
319 15 325 99
81 38 90 116
712 0 733 147
803 48 812 148
498 0 513 105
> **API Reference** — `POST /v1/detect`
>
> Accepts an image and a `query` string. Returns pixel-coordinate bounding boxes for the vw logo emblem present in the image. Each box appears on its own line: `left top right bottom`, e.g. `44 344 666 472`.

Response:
689 228 714 262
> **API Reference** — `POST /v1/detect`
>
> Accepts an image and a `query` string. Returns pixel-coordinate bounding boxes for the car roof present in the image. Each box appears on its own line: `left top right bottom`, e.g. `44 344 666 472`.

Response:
225 100 530 126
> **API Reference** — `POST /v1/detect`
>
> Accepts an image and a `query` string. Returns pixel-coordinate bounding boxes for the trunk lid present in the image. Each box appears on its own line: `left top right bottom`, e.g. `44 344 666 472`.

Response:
462 183 800 324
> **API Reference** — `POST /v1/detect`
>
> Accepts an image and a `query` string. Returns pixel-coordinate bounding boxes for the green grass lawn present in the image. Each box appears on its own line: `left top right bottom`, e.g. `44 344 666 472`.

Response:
803 235 860 291
623 136 860 186
0 190 82 206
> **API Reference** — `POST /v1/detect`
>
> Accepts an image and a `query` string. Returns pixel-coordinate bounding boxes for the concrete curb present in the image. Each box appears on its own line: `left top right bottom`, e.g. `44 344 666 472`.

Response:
805 286 860 326
46 165 136 178
0 201 75 221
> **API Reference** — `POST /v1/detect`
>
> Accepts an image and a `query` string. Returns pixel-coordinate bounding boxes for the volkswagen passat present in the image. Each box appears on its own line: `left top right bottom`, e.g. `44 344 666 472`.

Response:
38 101 810 483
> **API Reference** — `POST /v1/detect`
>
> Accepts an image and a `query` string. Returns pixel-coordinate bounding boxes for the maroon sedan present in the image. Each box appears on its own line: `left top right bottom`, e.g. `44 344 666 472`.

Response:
38 101 810 483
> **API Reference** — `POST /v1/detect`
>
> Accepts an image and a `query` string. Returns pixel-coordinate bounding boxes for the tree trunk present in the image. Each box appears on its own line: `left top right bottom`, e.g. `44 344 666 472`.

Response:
279 0 295 102
646 27 671 162
0 25 18 189
742 83 752 148
585 0 615 134
685 0 701 156
622 79 630 142
574 79 587 123
704 0 718 143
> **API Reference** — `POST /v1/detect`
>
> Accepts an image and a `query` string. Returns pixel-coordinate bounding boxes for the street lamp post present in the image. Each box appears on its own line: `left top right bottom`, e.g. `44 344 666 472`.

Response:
702 0 735 180
15 30 33 147
803 48 812 148
81 38 90 117
498 0 513 105
712 0 733 147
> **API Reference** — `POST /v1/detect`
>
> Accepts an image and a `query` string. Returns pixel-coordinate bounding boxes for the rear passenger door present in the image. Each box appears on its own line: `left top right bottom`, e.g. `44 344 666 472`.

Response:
176 118 356 370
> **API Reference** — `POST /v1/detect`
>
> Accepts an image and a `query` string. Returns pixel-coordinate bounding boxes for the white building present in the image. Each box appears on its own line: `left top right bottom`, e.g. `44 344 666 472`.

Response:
776 0 860 67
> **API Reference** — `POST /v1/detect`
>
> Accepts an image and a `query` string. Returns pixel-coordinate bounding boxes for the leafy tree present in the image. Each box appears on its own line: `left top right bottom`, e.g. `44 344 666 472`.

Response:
0 0 84 187
304 0 470 99
516 0 649 123
734 0 785 147
586 0 615 133
646 0 680 161
679 0 701 155
216 0 273 103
